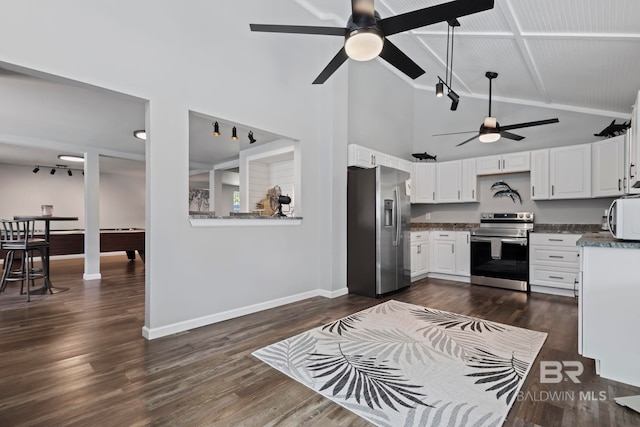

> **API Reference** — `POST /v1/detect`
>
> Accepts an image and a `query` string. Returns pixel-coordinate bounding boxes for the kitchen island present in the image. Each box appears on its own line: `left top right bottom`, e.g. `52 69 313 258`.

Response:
577 232 640 387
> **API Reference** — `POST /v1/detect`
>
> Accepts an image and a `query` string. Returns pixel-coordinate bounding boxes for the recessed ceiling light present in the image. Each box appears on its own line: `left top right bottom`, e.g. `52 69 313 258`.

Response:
58 154 85 162
133 130 147 140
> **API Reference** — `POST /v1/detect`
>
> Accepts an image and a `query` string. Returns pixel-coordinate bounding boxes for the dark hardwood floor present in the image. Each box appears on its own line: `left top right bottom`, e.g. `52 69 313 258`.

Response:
1 257 639 426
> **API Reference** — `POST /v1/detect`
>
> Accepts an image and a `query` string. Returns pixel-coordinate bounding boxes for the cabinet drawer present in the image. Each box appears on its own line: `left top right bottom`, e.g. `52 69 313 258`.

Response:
411 232 429 243
432 231 455 241
530 265 578 289
530 246 580 267
529 233 581 247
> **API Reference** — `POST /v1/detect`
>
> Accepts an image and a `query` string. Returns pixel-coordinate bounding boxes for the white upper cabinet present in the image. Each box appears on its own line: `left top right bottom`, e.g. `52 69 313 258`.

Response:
436 161 462 203
347 144 411 173
476 152 530 176
549 143 592 199
412 163 436 203
592 135 625 198
460 158 477 202
530 149 550 200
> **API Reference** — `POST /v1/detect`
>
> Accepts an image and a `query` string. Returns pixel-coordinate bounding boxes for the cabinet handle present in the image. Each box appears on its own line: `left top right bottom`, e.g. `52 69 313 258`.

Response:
574 278 579 297
532 186 535 197
458 190 460 200
418 245 421 254
552 185 555 196
451 244 454 254
624 177 627 190
549 255 564 259
619 179 622 191
467 234 469 244
440 234 449 237
549 275 564 280
433 191 435 200
472 189 475 199
502 159 505 169
548 238 563 242
498 159 501 169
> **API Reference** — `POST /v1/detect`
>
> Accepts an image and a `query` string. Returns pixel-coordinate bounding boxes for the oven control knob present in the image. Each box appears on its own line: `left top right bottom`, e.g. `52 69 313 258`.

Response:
526 213 531 218
488 214 493 218
481 213 487 218
518 213 523 218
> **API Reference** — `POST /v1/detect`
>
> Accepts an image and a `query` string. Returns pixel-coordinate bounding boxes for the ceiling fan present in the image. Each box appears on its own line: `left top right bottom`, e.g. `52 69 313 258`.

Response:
434 71 560 146
250 0 494 84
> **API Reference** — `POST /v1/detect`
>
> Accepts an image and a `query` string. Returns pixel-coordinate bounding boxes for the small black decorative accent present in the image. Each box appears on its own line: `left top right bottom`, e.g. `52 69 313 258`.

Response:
594 119 631 138
412 152 437 161
491 181 522 204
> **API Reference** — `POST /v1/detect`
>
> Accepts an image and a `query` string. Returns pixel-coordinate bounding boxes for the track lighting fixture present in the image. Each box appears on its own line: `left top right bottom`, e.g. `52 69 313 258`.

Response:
435 19 461 110
231 126 238 140
448 90 459 111
33 166 40 173
50 168 56 175
34 164 82 176
213 121 220 136
133 130 147 141
248 131 256 144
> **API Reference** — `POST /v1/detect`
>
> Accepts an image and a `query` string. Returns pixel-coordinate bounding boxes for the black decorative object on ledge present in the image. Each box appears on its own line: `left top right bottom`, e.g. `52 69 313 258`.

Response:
412 152 437 161
491 181 522 204
594 119 631 138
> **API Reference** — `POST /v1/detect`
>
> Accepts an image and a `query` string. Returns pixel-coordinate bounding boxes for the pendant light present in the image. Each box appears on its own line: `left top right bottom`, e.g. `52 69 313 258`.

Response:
435 19 460 111
231 126 238 140
212 121 220 136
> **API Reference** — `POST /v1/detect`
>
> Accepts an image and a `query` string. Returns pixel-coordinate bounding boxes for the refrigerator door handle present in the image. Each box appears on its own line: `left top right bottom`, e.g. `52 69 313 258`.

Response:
394 187 401 247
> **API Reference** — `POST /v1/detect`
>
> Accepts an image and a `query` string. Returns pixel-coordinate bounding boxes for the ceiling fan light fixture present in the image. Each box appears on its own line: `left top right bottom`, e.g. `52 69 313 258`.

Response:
133 130 147 141
58 154 84 163
344 28 384 61
479 128 501 143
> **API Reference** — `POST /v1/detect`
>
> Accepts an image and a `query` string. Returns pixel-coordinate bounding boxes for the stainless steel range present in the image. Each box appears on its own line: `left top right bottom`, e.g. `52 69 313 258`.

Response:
470 212 534 292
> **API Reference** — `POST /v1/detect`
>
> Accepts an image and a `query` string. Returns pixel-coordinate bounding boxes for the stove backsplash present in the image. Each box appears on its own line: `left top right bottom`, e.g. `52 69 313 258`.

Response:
411 173 615 224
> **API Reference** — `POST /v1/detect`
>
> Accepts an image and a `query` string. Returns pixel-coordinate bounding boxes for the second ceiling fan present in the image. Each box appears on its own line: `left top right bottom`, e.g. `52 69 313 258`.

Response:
435 71 560 146
250 0 494 84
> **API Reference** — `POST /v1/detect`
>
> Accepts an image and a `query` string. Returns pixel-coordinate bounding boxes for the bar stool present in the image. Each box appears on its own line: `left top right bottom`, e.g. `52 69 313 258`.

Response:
0 219 50 302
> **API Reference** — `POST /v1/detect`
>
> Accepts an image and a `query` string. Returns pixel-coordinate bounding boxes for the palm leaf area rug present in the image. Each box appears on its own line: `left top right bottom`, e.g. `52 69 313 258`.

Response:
252 300 547 427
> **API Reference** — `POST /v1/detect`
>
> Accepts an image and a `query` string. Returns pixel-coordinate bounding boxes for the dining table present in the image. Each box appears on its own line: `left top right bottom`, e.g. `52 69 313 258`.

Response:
13 215 79 294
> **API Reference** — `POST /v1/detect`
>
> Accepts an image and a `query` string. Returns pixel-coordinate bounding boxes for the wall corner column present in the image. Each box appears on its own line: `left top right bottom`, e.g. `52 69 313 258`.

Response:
83 150 101 280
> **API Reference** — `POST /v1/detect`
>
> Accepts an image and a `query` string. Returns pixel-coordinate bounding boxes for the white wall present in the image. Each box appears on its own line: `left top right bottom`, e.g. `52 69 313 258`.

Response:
411 172 614 224
0 0 351 337
0 162 145 229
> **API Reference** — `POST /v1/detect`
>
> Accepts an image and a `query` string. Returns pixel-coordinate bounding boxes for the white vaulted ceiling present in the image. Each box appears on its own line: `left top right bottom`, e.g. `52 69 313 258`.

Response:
292 0 640 116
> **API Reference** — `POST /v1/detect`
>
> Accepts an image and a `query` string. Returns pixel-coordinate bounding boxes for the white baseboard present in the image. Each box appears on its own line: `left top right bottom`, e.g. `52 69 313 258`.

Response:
427 272 471 283
142 287 348 340
83 273 102 280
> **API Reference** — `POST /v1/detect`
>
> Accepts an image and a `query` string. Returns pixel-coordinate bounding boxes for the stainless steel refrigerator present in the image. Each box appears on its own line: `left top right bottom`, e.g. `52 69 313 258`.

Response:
347 165 411 297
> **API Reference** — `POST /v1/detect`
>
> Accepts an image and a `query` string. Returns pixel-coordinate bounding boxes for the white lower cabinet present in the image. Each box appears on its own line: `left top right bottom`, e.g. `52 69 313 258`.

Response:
455 231 470 276
410 231 430 280
529 233 581 296
431 231 456 275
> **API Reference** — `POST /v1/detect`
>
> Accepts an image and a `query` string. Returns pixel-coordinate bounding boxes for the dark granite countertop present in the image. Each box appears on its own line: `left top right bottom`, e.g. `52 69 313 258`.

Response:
190 214 302 220
577 231 640 249
532 224 601 234
411 223 478 231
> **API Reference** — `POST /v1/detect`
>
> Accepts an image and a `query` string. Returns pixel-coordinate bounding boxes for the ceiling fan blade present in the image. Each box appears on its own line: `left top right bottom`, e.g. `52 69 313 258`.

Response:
378 40 425 80
500 131 525 141
379 0 494 36
433 130 478 136
456 134 479 147
249 24 347 36
352 0 374 17
312 48 349 84
499 118 559 131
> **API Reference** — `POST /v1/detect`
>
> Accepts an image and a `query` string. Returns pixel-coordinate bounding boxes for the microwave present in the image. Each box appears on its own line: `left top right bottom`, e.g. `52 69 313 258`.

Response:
608 197 640 240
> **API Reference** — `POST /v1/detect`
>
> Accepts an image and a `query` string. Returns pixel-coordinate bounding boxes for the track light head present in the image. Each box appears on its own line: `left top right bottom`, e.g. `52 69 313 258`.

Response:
68 170 73 176
213 121 220 136
231 126 238 140
248 131 256 144
50 168 56 175
448 90 459 111
33 166 40 173
436 82 444 97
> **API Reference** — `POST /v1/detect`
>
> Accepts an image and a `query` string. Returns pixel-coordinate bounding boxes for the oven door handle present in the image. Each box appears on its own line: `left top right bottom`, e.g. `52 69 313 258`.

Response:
470 236 528 246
